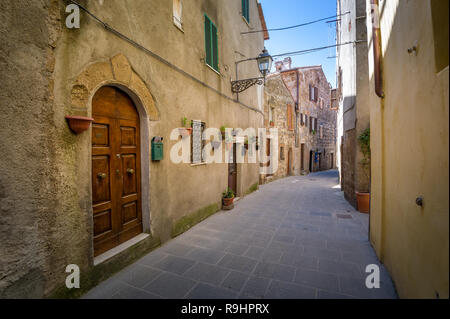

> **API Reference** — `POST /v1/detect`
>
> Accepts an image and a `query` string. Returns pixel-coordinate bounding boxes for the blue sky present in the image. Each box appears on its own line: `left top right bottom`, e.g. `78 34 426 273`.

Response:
259 0 337 87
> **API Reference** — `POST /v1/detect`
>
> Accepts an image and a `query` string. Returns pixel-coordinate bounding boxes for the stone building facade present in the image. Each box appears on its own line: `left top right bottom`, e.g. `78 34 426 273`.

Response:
260 72 298 183
336 0 371 208
261 59 337 183
0 0 268 298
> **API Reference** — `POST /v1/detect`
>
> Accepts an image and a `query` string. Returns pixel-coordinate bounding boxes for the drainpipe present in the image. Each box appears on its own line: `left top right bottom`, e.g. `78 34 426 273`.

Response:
371 0 384 98
295 70 300 147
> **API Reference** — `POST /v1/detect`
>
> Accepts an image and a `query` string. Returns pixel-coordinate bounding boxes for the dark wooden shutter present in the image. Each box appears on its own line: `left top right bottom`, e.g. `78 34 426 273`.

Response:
204 16 212 67
309 85 312 101
314 87 319 102
287 104 294 131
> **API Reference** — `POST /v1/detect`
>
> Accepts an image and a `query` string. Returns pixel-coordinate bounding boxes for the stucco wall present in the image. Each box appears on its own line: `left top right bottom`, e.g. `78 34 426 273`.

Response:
366 0 449 298
0 0 265 298
336 0 370 207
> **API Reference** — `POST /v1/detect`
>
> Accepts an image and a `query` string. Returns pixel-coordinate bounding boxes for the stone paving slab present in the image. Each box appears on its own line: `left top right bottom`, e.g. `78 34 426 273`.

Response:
83 170 398 299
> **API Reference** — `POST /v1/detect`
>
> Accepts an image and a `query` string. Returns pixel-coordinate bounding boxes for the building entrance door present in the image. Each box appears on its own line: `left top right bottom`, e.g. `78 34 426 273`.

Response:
228 143 237 195
91 86 143 257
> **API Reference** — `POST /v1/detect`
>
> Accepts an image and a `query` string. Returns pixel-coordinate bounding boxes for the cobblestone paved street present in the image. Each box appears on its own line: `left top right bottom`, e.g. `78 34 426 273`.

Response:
83 170 397 299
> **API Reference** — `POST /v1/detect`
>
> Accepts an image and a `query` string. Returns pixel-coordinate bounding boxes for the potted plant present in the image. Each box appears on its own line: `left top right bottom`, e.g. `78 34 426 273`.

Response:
356 128 371 213
220 125 226 140
243 137 249 150
312 129 317 135
222 187 235 206
179 117 192 136
269 120 275 127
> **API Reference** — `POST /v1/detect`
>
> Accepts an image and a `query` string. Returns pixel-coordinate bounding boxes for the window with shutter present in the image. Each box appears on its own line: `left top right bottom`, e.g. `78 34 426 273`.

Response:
191 120 205 164
309 117 313 133
242 0 250 23
204 15 219 71
314 87 319 102
309 85 313 101
173 0 183 30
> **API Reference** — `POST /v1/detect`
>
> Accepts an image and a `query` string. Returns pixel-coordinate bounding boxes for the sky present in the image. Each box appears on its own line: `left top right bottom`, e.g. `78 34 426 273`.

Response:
259 0 337 87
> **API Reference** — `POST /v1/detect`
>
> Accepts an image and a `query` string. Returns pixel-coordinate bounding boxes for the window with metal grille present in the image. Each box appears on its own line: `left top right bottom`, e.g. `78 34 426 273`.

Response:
204 14 219 71
242 0 250 23
191 120 206 164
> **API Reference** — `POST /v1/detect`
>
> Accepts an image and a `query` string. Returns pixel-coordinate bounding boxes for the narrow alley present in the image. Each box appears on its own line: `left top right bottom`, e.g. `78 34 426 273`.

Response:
83 171 397 299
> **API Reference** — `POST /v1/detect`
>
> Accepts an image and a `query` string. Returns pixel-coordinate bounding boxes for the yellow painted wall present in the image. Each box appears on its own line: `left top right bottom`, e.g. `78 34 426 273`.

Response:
366 0 449 298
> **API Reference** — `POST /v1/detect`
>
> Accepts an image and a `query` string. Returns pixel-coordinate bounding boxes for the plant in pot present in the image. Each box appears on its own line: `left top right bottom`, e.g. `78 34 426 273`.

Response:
222 187 235 207
269 120 275 127
220 125 227 140
243 137 249 150
179 117 192 136
356 127 371 213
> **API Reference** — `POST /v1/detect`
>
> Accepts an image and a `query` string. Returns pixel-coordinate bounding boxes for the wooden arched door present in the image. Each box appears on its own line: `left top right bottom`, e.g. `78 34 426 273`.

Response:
91 86 142 257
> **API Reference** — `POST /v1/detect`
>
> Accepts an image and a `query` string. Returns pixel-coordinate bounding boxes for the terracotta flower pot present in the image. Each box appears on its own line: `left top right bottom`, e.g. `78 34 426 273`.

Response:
65 115 94 134
356 192 370 213
179 127 192 136
222 197 234 206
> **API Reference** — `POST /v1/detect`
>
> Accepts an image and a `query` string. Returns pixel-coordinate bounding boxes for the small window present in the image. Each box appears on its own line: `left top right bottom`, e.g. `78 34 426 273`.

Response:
242 0 250 23
204 15 219 71
191 120 206 164
280 146 285 161
173 0 183 30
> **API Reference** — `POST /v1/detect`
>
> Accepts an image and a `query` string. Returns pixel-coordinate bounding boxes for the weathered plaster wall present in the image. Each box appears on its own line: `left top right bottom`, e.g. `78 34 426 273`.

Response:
0 0 265 298
336 0 370 207
366 0 449 298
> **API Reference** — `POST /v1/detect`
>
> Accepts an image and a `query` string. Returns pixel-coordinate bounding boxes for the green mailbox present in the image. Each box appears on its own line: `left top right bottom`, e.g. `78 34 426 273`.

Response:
151 137 163 161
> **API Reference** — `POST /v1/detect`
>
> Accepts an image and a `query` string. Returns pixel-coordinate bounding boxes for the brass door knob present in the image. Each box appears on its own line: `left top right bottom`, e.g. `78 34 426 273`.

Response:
97 172 107 179
126 168 135 174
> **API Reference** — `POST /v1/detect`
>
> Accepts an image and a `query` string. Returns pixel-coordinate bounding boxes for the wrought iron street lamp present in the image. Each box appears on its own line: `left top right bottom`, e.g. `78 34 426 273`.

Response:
231 48 273 95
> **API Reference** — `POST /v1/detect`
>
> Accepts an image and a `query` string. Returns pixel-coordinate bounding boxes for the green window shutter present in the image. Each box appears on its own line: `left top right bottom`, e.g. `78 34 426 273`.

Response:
242 0 249 22
204 15 212 67
211 23 218 70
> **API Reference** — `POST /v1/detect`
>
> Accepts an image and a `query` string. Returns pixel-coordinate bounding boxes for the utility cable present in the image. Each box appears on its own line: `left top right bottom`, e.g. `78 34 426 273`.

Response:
241 11 350 35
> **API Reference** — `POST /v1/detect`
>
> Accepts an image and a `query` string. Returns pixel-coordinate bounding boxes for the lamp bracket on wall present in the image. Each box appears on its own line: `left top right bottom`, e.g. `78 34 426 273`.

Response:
231 77 264 93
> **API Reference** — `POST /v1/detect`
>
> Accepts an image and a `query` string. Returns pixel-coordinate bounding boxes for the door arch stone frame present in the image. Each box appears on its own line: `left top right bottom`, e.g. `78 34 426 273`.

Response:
70 54 159 245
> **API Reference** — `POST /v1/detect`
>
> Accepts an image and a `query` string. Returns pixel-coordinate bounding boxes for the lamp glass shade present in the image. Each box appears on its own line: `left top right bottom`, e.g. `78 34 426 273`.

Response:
257 48 273 77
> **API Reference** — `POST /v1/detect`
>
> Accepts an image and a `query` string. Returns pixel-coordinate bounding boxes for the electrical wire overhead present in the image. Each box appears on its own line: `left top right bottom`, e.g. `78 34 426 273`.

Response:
271 42 354 59
241 11 350 35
